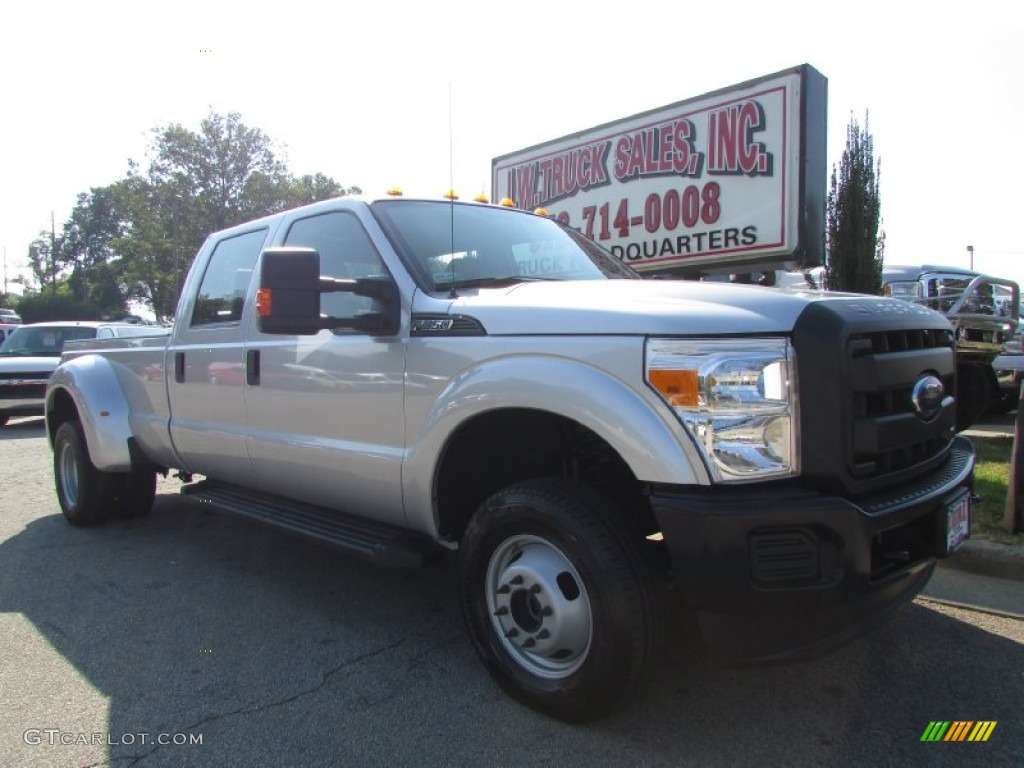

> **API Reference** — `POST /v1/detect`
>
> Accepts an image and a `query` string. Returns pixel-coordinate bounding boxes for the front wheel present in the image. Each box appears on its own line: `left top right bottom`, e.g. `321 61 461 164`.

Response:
458 479 658 722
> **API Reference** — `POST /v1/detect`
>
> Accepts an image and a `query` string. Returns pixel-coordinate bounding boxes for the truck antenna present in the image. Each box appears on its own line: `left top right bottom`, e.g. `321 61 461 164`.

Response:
448 81 458 299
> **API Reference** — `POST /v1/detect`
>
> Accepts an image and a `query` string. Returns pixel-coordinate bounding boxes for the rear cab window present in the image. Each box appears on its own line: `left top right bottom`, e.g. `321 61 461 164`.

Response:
191 228 269 327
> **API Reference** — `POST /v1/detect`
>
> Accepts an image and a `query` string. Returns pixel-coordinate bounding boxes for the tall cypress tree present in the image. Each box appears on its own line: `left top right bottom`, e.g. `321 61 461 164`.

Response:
825 113 884 293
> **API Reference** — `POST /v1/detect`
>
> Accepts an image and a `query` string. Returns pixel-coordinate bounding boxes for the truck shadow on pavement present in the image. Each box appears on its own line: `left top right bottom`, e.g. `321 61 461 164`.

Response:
1 492 1022 767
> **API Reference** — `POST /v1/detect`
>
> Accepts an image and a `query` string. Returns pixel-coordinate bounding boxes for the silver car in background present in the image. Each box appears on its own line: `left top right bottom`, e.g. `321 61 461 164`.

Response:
0 321 169 427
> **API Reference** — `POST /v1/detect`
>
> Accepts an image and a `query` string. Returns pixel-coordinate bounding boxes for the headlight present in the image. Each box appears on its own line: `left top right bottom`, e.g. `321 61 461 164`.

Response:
646 338 798 482
883 281 923 300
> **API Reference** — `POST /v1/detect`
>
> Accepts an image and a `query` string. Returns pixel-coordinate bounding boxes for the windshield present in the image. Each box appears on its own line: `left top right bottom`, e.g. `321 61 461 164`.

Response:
371 200 639 291
0 325 98 357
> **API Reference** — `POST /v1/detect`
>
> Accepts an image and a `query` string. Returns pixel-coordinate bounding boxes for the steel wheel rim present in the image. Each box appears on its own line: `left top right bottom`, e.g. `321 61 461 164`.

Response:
58 439 80 508
485 534 592 679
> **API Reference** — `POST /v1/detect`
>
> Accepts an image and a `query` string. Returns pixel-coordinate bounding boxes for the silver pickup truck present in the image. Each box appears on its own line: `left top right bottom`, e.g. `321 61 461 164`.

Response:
46 195 974 722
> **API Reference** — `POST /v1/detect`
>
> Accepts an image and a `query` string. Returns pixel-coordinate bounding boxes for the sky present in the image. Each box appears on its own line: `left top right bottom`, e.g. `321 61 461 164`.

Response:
2 0 1022 302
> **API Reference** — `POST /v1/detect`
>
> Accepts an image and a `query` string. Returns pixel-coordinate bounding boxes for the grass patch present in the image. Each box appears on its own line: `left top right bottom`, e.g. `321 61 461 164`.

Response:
966 434 1024 545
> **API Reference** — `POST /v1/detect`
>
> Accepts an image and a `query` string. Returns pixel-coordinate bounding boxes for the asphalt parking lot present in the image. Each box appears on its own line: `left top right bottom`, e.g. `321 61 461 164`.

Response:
1 415 1022 767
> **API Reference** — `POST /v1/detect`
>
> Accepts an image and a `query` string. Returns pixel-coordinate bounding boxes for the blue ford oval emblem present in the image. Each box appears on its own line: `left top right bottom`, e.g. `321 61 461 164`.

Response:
911 375 945 420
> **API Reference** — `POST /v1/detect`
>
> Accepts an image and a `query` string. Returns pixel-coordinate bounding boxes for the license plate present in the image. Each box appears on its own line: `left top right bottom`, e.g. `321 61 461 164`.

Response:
945 490 972 554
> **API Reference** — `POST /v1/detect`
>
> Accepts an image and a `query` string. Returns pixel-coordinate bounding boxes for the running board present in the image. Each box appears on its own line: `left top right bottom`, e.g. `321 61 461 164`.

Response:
181 481 441 568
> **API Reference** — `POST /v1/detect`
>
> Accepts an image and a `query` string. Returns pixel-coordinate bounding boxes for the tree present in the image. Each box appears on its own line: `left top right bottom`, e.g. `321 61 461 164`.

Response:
14 281 98 323
33 111 355 321
60 186 133 318
825 112 884 294
147 112 291 233
26 233 65 298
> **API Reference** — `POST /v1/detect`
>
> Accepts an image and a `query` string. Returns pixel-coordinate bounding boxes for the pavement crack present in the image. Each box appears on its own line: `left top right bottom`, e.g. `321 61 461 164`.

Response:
403 632 465 669
123 638 405 766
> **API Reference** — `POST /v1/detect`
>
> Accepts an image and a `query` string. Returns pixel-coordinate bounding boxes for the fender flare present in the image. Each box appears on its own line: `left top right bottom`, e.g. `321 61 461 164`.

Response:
47 355 135 472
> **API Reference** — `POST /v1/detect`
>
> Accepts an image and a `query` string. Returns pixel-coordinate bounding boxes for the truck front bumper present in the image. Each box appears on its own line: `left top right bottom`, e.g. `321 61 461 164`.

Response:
650 436 975 663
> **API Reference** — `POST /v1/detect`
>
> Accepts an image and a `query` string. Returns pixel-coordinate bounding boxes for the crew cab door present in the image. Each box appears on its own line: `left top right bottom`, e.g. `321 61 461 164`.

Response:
243 209 407 526
166 226 269 484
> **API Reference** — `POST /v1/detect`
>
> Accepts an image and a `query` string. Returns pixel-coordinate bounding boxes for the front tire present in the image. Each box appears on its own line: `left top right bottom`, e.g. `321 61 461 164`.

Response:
458 479 658 722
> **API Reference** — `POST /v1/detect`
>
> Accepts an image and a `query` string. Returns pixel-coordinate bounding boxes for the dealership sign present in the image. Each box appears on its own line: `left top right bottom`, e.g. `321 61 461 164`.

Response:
492 64 827 274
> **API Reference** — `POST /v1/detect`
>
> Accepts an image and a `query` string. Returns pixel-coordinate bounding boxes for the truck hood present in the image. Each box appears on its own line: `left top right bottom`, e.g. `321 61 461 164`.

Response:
0 356 60 374
445 279 839 336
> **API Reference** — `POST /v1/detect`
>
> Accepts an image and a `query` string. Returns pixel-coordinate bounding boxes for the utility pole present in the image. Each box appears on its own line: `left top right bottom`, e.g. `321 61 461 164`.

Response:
50 210 57 296
967 244 974 271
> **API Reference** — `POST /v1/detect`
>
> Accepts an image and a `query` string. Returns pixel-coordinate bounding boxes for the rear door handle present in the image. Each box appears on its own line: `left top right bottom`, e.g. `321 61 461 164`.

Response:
246 349 260 386
174 352 185 383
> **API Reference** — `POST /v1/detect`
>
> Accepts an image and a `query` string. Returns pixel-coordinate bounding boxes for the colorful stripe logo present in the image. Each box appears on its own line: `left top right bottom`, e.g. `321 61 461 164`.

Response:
921 721 997 742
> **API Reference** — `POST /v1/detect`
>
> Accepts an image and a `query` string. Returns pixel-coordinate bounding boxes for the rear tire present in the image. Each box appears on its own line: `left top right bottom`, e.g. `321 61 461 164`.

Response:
53 420 157 524
458 479 658 722
109 467 157 520
53 420 117 526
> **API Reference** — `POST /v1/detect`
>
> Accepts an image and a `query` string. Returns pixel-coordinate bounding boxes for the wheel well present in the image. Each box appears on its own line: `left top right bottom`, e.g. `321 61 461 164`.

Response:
47 388 79 446
435 408 654 541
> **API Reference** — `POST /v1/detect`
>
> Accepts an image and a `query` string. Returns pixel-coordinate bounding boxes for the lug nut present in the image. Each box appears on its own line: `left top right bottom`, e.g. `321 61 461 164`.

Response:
536 629 550 639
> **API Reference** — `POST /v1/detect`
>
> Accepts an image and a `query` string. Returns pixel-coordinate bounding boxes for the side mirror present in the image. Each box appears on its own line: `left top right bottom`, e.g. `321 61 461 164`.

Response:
257 248 324 335
256 247 400 336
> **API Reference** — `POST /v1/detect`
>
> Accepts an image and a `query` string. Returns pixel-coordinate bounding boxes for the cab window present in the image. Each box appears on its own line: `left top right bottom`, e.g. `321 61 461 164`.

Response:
192 228 268 326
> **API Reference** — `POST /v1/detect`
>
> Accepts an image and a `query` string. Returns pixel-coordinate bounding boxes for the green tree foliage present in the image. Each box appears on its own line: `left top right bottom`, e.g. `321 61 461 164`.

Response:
825 112 884 294
25 111 355 321
26 234 62 297
14 282 98 323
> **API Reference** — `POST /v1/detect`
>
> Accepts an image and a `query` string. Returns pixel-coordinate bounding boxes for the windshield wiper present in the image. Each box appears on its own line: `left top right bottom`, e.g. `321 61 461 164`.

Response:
434 275 556 290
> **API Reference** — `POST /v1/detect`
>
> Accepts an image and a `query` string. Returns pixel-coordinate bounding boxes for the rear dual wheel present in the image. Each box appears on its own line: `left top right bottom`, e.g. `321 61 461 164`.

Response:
458 479 658 722
54 419 155 526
